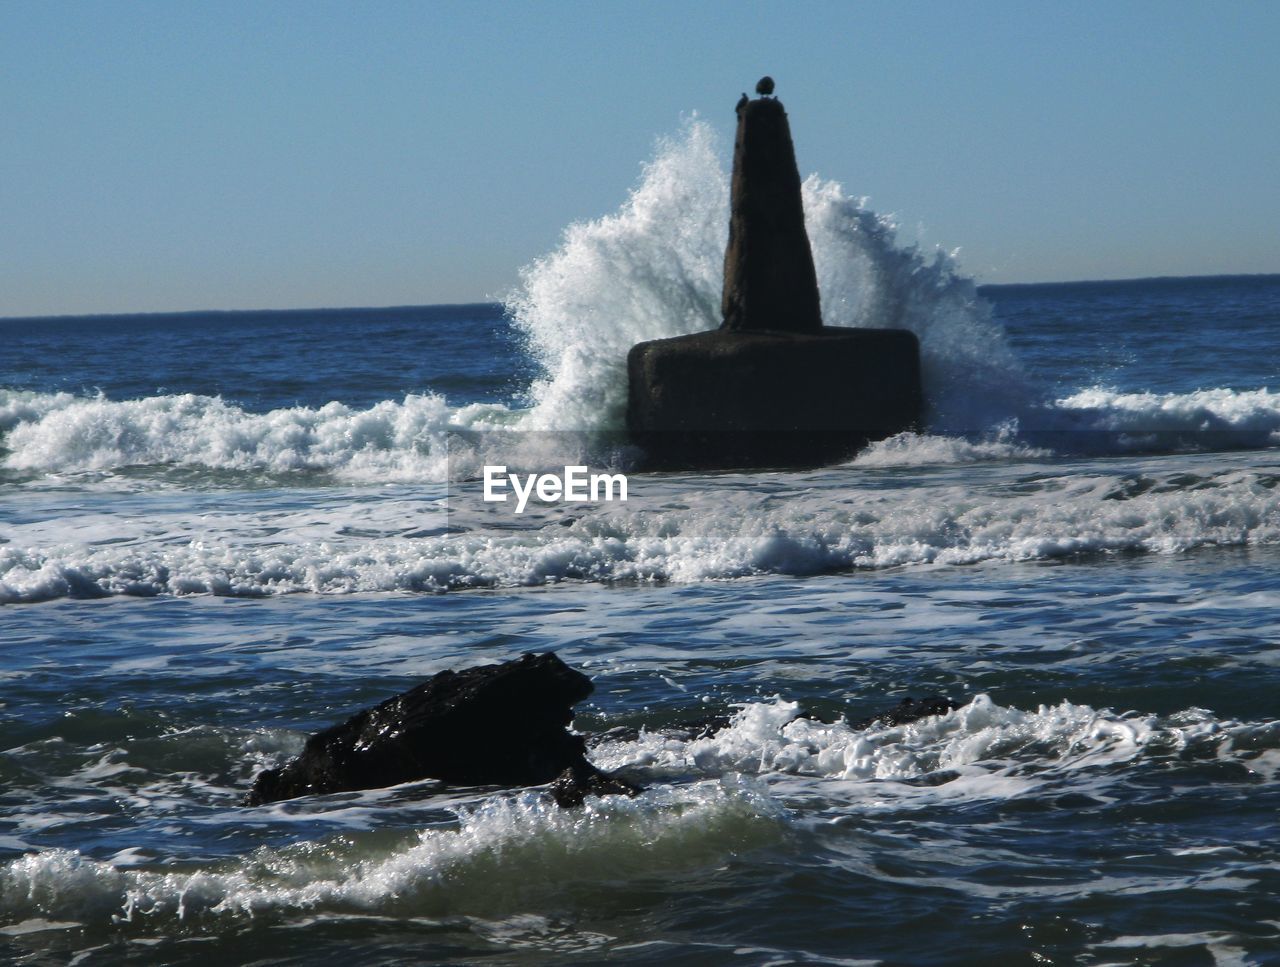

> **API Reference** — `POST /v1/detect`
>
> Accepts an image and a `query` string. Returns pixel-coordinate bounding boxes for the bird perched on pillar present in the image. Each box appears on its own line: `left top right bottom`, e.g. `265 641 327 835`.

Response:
755 76 775 97
736 92 749 114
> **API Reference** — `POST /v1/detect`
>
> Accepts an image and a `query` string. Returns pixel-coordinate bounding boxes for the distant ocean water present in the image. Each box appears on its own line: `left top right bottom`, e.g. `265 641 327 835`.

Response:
2 121 1279 964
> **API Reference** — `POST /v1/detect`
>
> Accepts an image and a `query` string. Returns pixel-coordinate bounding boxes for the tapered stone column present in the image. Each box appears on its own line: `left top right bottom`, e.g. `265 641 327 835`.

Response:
721 97 823 334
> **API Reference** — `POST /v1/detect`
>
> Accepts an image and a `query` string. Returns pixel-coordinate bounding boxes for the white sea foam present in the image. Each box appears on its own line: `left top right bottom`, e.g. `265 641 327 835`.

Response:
0 779 779 928
849 428 1052 467
5 124 1280 483
590 695 1233 790
0 391 528 482
3 461 1278 602
1056 386 1280 448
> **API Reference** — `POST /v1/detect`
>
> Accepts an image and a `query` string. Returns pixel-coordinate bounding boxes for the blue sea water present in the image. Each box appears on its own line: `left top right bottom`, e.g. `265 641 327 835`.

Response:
2 124 1279 964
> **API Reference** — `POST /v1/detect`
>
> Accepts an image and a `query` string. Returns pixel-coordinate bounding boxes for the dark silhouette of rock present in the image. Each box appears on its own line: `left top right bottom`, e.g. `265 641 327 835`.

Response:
625 83 923 470
245 652 617 806
755 75 775 96
847 695 960 730
548 763 643 808
243 650 960 809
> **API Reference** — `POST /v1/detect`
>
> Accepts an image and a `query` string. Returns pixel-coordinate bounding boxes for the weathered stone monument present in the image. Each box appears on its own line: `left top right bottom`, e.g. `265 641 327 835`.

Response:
626 81 923 469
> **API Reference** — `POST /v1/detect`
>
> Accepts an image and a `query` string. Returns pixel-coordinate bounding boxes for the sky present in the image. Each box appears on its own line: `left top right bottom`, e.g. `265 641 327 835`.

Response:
3 0 1278 316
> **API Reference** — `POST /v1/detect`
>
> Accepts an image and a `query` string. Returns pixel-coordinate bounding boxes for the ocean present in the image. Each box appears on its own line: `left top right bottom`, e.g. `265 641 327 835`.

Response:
2 122 1279 964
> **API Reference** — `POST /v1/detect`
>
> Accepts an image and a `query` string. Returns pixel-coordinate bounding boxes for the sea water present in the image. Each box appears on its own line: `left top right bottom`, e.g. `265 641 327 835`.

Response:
2 121 1279 964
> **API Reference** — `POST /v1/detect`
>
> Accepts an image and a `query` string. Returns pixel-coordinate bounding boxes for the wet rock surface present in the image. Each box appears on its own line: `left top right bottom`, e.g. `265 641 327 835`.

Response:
246 652 605 806
548 763 643 808
246 651 959 808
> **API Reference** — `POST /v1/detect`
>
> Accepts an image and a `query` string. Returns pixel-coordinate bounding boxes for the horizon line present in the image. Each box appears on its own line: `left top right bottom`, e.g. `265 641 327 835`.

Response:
4 272 1278 323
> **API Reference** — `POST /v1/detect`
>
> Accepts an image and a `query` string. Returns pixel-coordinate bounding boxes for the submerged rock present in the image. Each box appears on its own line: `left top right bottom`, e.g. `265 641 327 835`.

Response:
548 763 643 808
847 695 960 730
245 652 626 806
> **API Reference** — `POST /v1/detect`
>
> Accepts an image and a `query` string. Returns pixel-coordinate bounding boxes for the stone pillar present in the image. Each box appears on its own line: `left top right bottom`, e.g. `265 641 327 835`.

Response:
721 98 823 334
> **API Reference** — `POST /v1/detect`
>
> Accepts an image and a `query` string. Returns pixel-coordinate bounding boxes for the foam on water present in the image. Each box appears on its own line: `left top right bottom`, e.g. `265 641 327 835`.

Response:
0 391 521 482
849 428 1052 467
592 695 1242 789
3 693 1272 933
3 122 1278 485
0 779 780 929
4 458 1280 602
1057 387 1280 449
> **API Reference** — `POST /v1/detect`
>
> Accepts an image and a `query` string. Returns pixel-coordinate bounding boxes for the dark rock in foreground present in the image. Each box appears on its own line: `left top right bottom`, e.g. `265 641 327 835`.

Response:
627 327 921 470
548 763 643 808
246 652 610 806
244 649 958 809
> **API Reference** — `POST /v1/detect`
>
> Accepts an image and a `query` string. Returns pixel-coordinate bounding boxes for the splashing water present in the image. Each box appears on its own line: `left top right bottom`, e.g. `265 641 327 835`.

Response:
6 120 1278 484
506 118 1034 436
506 120 729 433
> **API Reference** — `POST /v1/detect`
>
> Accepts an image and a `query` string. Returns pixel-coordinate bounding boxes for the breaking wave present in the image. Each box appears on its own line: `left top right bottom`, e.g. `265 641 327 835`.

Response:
3 694 1272 931
506 118 1031 435
0 781 780 929
4 460 1279 603
4 121 1278 483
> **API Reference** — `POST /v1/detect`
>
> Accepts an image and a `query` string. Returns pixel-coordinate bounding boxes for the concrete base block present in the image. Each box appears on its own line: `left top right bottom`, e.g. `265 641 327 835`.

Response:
626 327 922 470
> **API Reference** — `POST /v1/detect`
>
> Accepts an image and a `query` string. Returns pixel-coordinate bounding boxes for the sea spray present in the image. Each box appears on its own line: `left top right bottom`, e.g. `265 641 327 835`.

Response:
803 176 1034 430
507 118 1034 438
506 119 728 433
6 124 1276 483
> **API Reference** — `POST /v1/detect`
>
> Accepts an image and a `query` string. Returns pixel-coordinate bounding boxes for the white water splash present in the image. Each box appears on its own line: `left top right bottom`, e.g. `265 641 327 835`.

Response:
0 780 779 928
4 459 1279 602
6 122 1279 483
591 694 1246 796
506 119 728 433
506 118 1033 435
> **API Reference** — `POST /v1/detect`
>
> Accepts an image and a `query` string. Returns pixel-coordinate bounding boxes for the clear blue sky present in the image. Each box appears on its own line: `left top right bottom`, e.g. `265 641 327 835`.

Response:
3 0 1278 315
